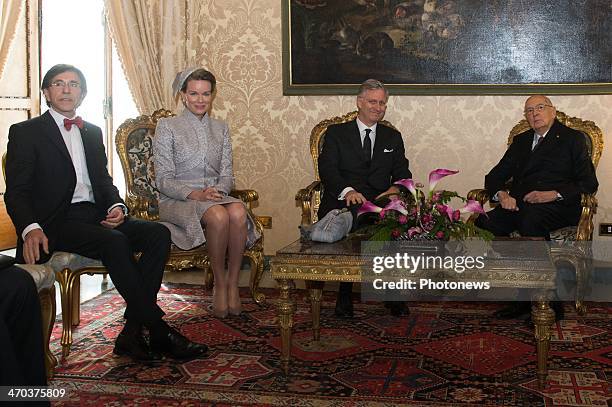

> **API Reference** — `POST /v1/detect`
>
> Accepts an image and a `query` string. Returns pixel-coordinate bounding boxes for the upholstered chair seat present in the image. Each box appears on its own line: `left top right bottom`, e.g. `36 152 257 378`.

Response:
15 263 57 379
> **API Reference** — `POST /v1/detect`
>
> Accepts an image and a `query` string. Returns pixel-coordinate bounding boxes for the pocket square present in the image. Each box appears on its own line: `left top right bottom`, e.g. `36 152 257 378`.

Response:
384 148 394 153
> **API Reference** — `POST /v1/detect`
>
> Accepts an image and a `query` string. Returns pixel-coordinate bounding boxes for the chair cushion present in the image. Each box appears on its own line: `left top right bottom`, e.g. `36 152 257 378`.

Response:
509 226 577 242
550 226 577 242
15 263 55 291
127 128 160 218
48 251 104 272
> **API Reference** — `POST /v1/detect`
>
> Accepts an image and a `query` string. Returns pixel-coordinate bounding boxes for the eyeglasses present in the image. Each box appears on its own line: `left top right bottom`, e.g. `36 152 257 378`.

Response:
524 104 553 115
50 80 81 89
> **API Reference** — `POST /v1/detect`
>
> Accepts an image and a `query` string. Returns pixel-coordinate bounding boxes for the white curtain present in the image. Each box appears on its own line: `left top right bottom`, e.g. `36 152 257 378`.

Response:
0 0 23 79
104 0 188 114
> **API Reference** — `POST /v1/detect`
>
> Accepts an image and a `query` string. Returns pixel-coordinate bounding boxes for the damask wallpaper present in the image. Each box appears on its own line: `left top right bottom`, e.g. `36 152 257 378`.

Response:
186 0 611 254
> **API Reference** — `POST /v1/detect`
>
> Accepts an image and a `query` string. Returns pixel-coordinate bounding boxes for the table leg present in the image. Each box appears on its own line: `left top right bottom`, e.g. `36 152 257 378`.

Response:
307 281 324 341
532 299 555 389
574 256 589 315
277 278 295 374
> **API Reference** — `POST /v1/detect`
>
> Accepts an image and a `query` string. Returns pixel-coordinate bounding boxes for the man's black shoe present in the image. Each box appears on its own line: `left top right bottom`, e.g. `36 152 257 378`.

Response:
151 328 208 359
385 301 410 317
113 330 162 361
493 302 531 319
334 292 354 318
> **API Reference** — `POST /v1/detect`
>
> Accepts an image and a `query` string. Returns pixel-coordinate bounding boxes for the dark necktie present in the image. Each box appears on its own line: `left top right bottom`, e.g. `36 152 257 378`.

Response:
532 134 543 151
63 116 84 130
363 128 372 162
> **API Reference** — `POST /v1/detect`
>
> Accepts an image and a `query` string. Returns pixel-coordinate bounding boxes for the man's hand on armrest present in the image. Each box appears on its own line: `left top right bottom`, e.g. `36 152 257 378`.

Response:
498 191 519 211
345 190 367 206
523 190 559 204
23 229 49 264
375 186 401 201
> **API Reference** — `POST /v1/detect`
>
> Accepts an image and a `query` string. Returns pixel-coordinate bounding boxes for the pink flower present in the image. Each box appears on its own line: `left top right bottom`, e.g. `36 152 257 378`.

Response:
408 227 422 237
422 214 433 223
391 229 401 238
436 231 445 239
459 199 486 215
384 199 408 215
394 178 417 197
379 209 386 218
453 210 461 221
436 203 455 221
432 192 442 202
429 169 459 193
398 215 408 224
357 201 383 217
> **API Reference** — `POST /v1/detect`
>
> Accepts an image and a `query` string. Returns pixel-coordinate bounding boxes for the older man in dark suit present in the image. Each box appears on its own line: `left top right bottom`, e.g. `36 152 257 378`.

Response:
318 79 412 318
476 95 598 319
5 64 207 361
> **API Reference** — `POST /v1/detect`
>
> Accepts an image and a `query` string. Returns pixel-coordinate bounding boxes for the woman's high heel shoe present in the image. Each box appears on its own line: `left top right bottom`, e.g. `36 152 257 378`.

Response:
213 307 229 319
228 304 242 316
212 287 228 319
228 287 242 316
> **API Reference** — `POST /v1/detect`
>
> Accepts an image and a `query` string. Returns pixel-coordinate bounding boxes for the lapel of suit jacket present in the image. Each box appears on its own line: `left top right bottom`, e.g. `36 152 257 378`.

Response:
79 123 96 177
348 120 367 163
371 123 387 166
523 120 561 173
41 110 72 162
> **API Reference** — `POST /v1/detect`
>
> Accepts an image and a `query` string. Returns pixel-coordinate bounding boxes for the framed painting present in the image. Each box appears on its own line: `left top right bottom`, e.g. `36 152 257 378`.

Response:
282 0 612 95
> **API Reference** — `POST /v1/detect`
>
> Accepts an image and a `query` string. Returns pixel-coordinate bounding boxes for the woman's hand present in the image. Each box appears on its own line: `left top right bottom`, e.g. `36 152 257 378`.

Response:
188 187 223 201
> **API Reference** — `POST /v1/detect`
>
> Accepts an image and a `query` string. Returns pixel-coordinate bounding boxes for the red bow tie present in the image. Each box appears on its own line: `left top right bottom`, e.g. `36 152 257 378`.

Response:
63 117 83 130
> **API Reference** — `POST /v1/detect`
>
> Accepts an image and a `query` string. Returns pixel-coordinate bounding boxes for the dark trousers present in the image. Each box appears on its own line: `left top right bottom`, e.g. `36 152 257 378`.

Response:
55 203 171 327
0 266 47 386
475 202 581 239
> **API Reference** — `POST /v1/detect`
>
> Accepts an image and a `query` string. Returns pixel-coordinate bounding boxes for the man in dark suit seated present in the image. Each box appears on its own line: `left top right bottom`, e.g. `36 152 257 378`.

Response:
318 79 412 318
0 262 47 389
4 64 207 361
475 95 598 320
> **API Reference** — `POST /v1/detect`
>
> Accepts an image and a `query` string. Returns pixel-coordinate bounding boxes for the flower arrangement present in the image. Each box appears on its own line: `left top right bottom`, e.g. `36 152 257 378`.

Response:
357 169 493 241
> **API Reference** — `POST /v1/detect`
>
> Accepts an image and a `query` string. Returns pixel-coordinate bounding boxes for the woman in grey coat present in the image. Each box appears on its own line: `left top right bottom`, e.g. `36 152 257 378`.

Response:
153 68 260 318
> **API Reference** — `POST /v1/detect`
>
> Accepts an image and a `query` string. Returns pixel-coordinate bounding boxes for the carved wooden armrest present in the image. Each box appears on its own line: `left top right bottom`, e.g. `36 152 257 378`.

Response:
230 189 259 205
467 188 490 205
126 194 159 221
576 193 597 241
296 180 321 226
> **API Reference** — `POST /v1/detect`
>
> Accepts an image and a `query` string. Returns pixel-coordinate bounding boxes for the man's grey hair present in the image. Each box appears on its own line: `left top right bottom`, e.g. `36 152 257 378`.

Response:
358 79 388 98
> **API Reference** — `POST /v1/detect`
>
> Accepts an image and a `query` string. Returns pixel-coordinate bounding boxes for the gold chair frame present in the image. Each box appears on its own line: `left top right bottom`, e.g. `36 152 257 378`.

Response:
115 108 269 304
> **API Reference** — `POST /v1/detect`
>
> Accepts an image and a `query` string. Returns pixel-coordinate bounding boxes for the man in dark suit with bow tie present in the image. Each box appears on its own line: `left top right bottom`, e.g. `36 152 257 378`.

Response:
5 64 207 362
318 79 412 318
475 95 598 320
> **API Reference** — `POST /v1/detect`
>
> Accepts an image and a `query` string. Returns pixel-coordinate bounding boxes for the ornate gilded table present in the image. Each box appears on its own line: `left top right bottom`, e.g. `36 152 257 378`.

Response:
271 236 558 389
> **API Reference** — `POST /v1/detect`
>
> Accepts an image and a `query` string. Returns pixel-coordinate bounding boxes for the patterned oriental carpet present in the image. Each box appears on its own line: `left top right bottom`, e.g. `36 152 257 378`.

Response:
48 284 611 406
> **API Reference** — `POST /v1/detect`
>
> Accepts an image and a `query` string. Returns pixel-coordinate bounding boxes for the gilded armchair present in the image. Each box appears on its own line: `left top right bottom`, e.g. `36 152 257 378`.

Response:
296 111 399 226
115 108 269 304
468 111 604 313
